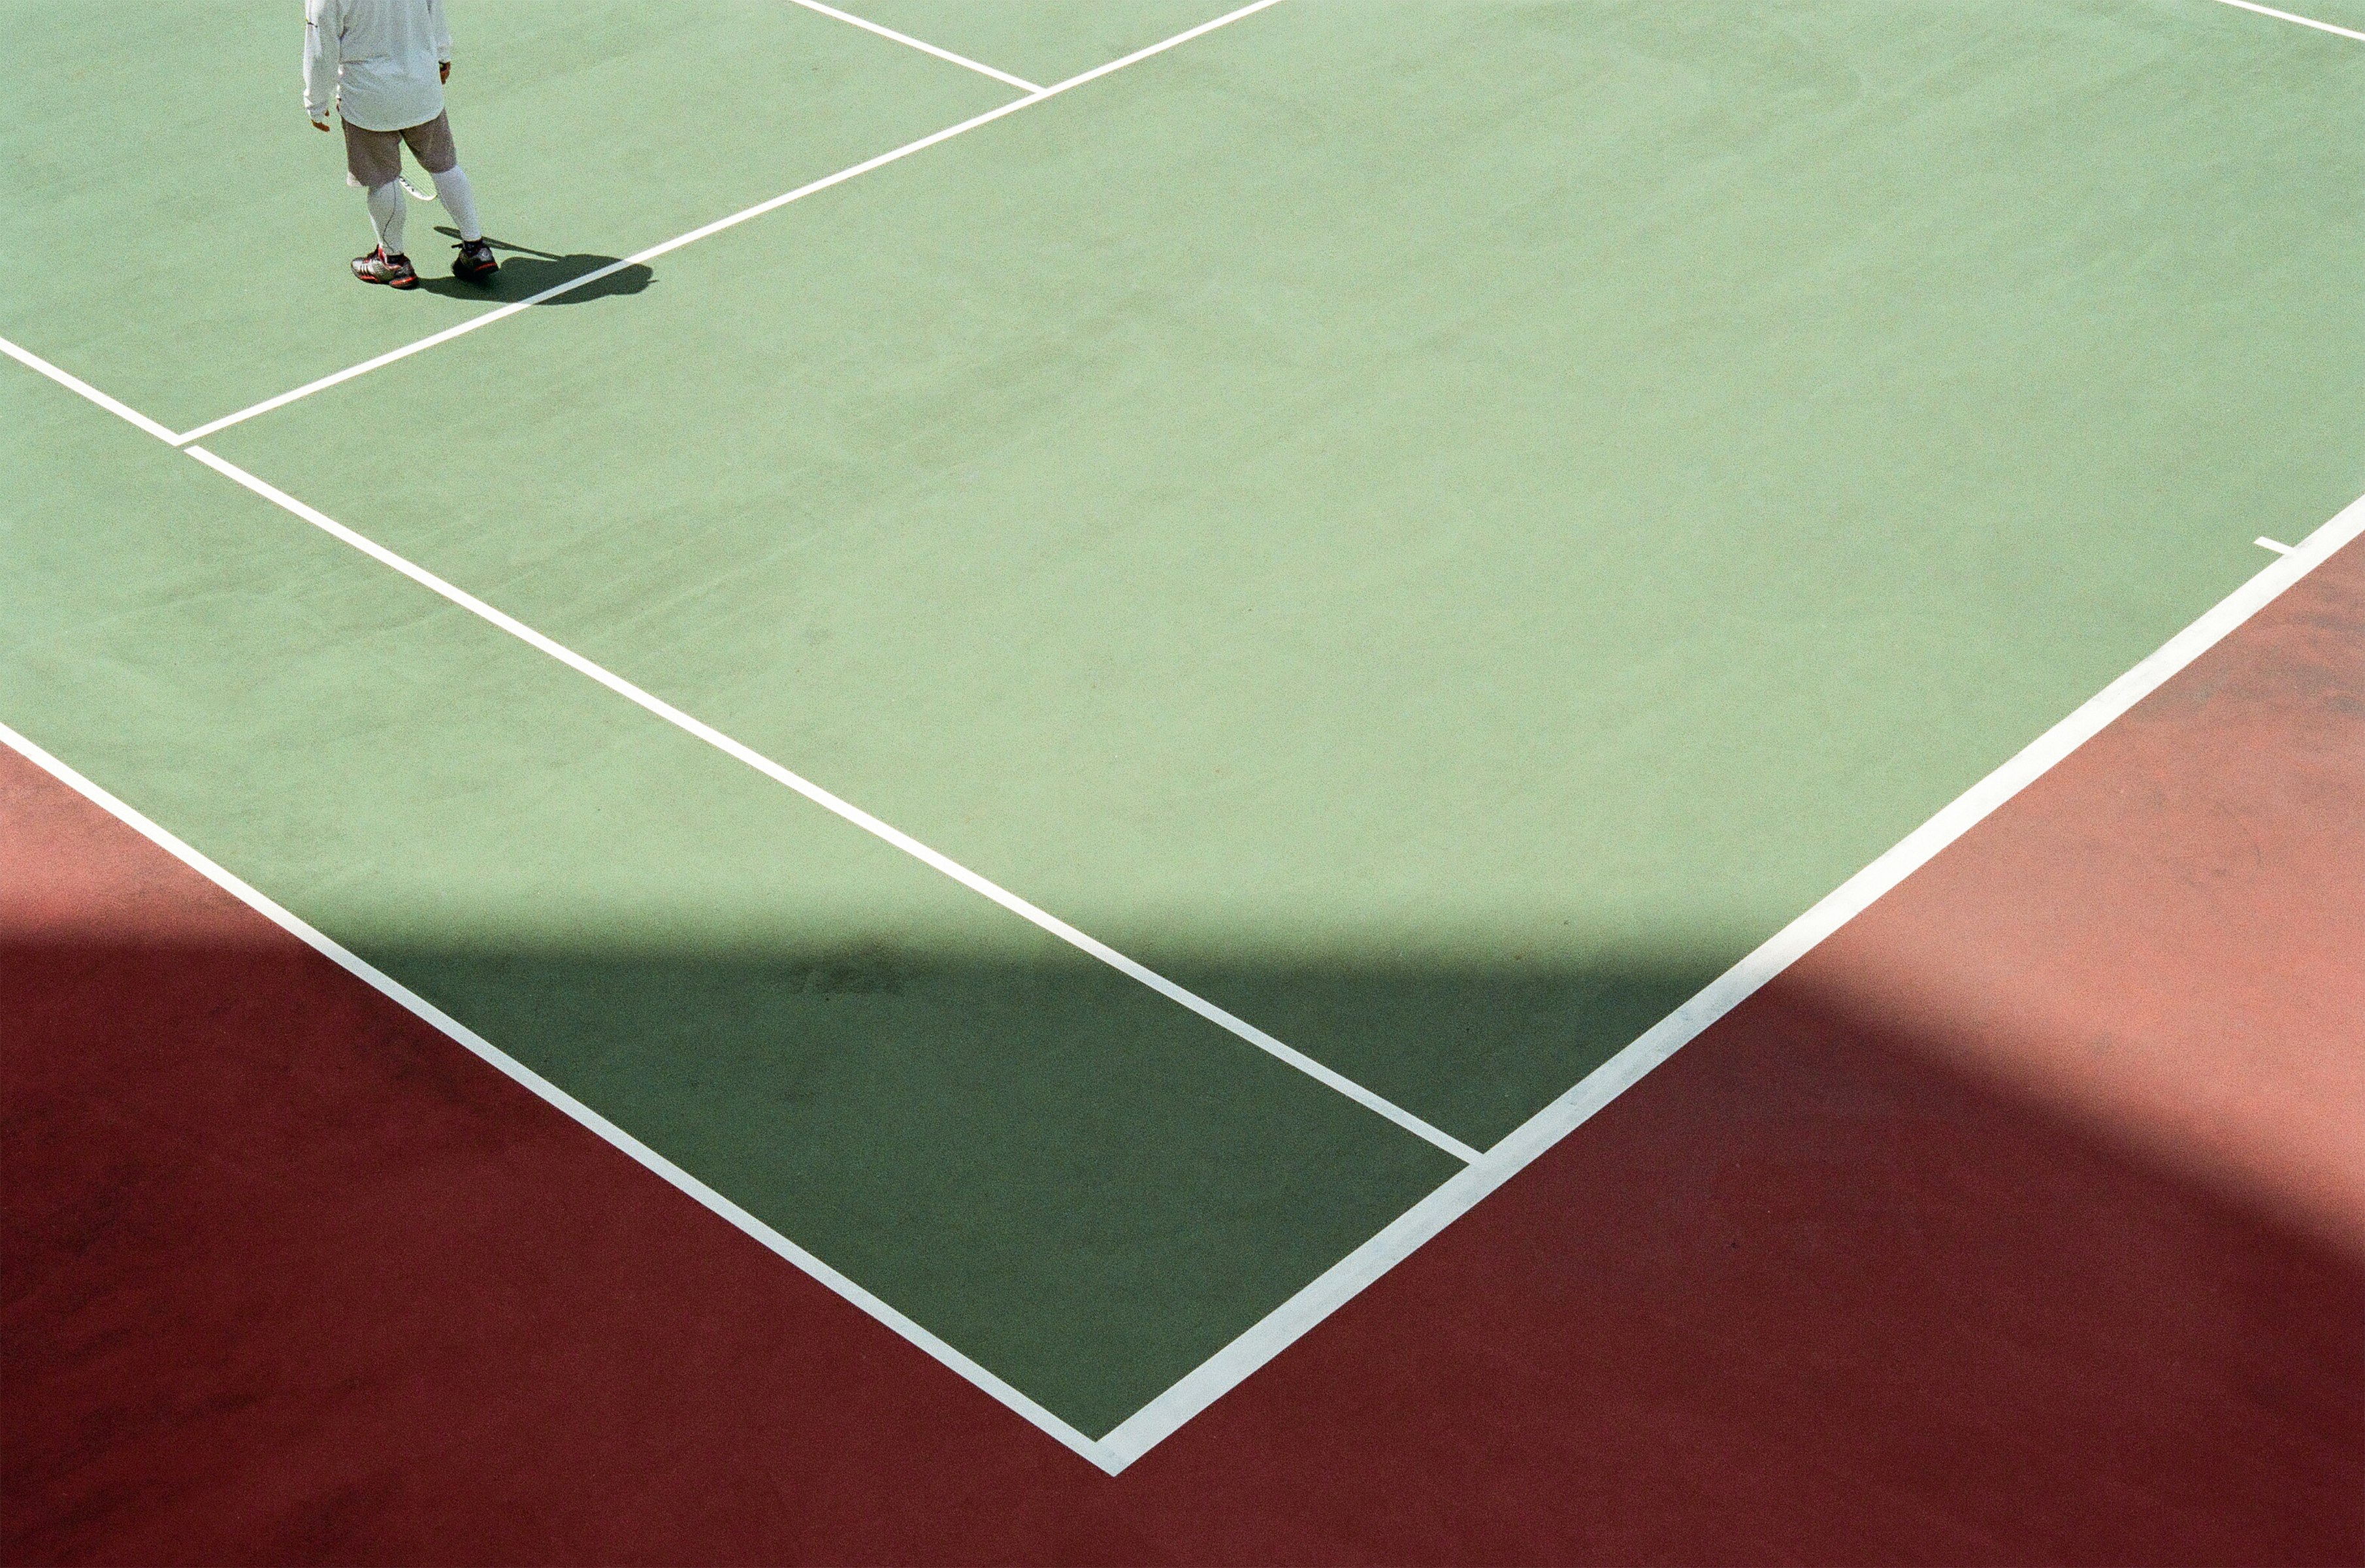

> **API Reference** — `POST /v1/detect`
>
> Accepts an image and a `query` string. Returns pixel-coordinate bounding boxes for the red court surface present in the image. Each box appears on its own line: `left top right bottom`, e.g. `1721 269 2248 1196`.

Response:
5 542 2361 1564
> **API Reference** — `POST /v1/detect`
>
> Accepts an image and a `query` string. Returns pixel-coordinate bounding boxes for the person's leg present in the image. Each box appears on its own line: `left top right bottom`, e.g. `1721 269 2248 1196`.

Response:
365 180 408 256
404 114 497 280
340 121 419 286
342 122 402 246
350 181 418 285
431 166 483 242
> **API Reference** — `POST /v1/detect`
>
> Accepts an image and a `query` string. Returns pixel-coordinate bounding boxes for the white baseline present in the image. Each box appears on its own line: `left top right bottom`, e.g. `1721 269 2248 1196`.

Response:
1095 491 2365 1467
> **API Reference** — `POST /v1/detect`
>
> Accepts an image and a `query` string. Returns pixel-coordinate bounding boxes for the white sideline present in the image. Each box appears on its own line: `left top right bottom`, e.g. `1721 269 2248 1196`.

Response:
0 719 1127 1475
1094 491 2365 1468
2203 0 2365 42
782 0 1044 91
170 0 1290 446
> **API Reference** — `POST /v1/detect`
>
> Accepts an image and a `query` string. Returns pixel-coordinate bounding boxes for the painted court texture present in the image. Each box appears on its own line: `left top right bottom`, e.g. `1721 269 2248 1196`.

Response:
3 0 2363 1560
5 529 2360 1562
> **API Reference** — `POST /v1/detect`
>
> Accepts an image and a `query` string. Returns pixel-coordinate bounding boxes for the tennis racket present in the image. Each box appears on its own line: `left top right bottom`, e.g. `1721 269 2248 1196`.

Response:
399 172 438 202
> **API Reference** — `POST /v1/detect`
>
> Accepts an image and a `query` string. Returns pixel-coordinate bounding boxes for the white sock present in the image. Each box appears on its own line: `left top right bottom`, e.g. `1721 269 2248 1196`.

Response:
432 165 483 243
366 180 406 256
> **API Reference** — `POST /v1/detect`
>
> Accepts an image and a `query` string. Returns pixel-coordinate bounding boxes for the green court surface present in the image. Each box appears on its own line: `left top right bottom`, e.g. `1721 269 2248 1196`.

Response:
5 0 2362 1448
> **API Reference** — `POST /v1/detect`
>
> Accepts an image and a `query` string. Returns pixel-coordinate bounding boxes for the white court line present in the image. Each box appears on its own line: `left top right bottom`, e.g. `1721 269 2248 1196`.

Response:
18 0 2358 1462
1 336 180 444
175 442 1482 1170
31 290 2363 1460
16 393 2365 1477
2202 0 2365 43
171 0 1290 446
2257 535 2295 553
135 0 2365 447
782 0 1043 91
1096 493 2365 1469
2 323 1475 1164
0 719 1126 1475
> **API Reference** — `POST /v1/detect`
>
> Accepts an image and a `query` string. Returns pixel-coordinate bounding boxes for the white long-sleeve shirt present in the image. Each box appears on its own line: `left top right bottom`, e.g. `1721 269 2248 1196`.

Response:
304 0 451 133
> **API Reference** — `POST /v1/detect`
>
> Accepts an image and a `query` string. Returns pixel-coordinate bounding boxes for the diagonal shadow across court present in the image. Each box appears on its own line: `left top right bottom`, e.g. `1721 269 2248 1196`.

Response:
1 911 2355 1561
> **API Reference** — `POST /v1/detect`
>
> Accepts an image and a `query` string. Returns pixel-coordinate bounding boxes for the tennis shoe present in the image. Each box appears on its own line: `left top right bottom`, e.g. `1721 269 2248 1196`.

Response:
452 238 499 282
351 247 419 288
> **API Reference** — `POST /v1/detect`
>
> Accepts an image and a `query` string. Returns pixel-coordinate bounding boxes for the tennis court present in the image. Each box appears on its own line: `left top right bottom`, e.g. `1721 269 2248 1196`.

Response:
5 0 2360 1511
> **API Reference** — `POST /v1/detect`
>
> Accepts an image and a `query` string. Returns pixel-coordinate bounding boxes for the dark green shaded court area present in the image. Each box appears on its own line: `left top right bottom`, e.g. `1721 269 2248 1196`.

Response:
5 0 2361 1440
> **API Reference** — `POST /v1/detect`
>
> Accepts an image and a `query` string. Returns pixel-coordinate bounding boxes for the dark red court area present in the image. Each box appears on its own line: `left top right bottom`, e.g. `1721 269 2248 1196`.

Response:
5 550 2361 1563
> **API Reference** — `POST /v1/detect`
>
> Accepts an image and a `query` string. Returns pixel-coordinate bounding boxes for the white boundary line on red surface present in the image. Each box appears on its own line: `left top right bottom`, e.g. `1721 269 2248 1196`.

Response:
2202 0 2365 43
1096 492 2365 1468
0 718 1124 1474
169 0 1288 447
781 0 1045 91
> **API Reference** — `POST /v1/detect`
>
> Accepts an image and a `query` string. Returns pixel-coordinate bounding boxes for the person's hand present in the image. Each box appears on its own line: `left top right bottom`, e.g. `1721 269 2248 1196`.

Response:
311 116 331 132
440 60 451 84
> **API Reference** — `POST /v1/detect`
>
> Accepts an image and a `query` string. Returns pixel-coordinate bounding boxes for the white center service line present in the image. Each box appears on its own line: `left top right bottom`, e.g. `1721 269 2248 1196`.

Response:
782 0 1044 91
171 0 1288 447
2202 0 2365 42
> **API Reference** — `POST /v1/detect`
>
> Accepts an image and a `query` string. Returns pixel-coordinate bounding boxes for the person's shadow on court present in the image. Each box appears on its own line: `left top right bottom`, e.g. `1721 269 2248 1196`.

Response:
416 227 655 304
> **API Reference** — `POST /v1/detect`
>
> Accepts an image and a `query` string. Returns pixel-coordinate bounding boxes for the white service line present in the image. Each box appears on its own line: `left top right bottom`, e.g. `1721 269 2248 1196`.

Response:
1095 491 2365 1469
2257 535 2295 553
782 0 1043 91
171 0 1290 446
0 718 1128 1475
2202 0 2365 42
11 323 1473 1160
173 443 1476 1165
